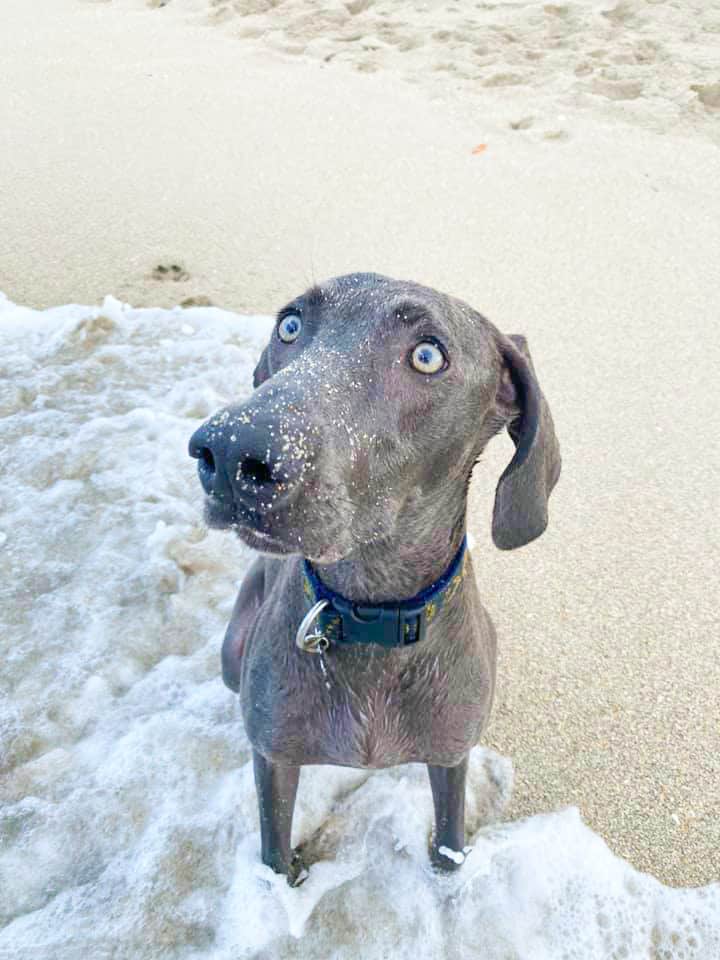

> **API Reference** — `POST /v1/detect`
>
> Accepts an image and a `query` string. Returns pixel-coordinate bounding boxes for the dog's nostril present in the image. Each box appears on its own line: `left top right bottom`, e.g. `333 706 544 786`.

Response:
200 447 215 474
239 457 273 486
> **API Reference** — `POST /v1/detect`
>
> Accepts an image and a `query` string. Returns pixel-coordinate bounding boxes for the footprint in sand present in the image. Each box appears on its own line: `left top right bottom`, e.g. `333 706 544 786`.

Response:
180 295 214 308
592 77 644 101
509 116 534 130
151 263 191 282
346 0 373 13
482 72 525 87
691 83 720 110
543 129 570 141
601 2 638 27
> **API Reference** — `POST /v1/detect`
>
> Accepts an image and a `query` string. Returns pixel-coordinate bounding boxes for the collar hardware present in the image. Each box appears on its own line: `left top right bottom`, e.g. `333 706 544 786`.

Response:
295 599 331 654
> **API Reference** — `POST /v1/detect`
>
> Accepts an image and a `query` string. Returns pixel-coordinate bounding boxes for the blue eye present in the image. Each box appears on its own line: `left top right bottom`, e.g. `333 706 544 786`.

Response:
410 341 446 374
278 313 302 343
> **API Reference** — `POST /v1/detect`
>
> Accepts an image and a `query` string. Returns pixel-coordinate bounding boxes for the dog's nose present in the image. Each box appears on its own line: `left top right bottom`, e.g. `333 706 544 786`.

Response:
188 422 234 501
188 415 305 510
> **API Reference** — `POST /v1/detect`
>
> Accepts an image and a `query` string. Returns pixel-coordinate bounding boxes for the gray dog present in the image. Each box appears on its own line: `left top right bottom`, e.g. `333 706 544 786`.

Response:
189 272 560 884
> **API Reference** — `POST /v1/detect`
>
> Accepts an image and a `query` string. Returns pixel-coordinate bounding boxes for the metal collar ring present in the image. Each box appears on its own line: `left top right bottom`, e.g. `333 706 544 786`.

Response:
295 599 331 654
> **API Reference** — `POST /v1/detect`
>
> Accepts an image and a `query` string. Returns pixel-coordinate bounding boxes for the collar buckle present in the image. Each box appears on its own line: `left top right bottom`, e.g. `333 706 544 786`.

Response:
299 537 466 651
324 596 426 648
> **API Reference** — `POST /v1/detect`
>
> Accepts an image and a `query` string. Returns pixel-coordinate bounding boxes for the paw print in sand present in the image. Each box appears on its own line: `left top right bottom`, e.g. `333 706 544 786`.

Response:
151 263 190 282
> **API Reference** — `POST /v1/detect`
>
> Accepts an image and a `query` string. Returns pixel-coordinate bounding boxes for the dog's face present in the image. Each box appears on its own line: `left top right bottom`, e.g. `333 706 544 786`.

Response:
189 273 560 561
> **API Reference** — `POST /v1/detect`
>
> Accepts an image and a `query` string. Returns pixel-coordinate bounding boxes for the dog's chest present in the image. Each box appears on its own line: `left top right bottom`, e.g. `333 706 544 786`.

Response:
245 631 489 769
314 651 437 767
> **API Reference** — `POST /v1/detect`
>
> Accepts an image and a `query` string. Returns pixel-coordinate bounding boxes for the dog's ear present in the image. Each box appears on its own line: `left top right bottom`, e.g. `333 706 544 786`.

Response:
252 346 271 388
491 334 561 550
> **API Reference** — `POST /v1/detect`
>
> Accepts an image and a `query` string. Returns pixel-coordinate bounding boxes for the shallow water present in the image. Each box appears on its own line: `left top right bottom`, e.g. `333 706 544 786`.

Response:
1 294 718 959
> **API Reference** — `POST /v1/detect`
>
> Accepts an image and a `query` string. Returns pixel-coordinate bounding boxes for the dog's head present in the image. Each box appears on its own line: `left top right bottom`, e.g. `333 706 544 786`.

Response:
189 273 560 561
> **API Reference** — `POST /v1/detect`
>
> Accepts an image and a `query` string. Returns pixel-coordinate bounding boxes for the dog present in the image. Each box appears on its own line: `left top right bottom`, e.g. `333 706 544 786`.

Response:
189 272 560 884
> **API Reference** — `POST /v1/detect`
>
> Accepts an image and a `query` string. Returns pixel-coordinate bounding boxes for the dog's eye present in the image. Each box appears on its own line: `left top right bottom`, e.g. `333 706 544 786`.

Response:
278 313 302 343
410 341 446 375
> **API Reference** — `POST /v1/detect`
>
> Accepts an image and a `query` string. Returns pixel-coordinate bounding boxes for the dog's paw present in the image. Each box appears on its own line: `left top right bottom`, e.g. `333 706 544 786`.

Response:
429 840 472 873
262 848 308 887
287 851 309 887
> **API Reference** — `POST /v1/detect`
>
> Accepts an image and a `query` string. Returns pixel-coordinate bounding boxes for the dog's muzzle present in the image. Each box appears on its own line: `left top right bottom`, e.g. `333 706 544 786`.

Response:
188 410 305 516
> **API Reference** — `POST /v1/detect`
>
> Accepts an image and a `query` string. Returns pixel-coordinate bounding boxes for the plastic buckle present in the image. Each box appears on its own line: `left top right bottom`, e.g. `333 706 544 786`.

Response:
329 598 426 647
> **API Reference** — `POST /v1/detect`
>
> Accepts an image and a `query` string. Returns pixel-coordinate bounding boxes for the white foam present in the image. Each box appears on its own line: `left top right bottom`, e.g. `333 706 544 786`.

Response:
1 295 718 959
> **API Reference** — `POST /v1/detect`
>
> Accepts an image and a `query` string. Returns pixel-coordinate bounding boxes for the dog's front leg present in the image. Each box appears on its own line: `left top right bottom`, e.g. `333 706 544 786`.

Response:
252 750 306 885
427 756 468 871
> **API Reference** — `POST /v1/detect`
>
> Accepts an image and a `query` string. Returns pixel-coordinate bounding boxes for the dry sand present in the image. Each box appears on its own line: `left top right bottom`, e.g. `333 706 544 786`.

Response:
1 0 719 886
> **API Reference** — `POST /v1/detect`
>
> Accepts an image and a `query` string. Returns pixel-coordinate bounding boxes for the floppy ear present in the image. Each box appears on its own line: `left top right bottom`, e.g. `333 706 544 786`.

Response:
252 346 271 388
492 335 561 550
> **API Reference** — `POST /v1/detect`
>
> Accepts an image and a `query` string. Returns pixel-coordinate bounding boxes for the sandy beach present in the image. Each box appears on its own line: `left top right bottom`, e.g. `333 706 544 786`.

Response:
1 0 719 953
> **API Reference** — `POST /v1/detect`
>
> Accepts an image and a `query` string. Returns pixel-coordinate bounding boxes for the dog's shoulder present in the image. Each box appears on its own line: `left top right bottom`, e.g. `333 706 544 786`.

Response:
221 554 301 691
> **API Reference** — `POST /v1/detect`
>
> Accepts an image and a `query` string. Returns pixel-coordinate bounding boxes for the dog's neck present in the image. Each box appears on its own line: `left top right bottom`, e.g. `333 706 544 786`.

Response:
313 490 467 605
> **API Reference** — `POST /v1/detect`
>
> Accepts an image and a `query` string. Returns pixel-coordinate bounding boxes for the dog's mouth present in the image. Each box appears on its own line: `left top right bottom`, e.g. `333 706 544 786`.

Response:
203 495 298 555
235 525 295 554
203 493 238 530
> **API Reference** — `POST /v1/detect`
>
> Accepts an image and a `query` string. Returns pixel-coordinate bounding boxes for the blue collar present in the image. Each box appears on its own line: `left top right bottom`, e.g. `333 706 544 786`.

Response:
301 536 468 649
